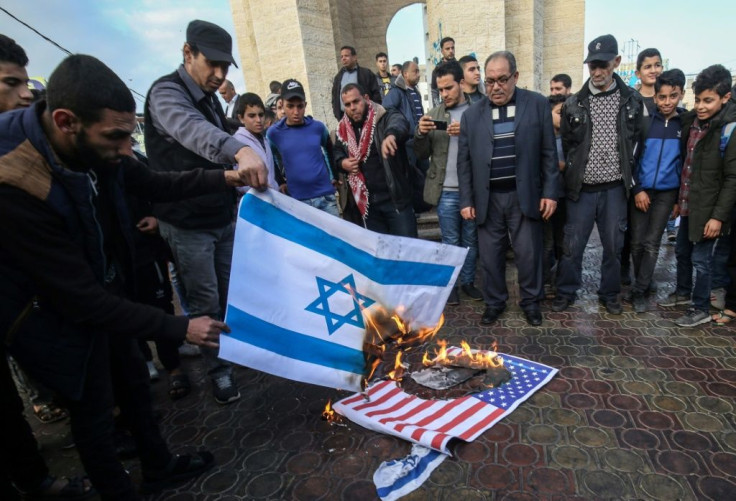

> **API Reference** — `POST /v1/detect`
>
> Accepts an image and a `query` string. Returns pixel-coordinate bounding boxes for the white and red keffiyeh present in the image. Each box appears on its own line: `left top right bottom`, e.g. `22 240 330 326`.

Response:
336 102 377 219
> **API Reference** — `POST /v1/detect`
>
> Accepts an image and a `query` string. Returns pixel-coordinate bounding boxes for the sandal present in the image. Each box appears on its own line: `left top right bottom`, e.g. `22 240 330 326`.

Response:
24 475 95 500
33 403 69 424
712 309 736 324
140 451 214 494
168 373 191 401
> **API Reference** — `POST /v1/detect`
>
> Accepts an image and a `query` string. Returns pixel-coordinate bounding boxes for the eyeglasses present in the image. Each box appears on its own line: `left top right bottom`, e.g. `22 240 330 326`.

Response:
485 75 513 87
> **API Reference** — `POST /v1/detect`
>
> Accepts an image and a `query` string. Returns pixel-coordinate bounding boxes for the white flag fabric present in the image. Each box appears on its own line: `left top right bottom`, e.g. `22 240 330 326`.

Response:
220 189 468 392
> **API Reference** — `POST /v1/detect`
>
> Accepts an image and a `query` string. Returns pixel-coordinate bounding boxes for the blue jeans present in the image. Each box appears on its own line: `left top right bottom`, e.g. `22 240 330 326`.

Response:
437 191 478 285
158 221 234 377
711 235 731 289
556 185 627 301
302 193 339 217
675 216 716 311
365 200 418 237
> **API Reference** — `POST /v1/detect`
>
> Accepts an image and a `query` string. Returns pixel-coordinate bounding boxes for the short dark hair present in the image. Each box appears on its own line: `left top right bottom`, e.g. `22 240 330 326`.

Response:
485 51 517 75
0 34 28 66
550 73 572 89
440 37 454 49
234 92 264 118
548 94 567 107
375 52 388 60
654 69 686 93
341 82 366 96
46 55 134 125
457 55 478 70
693 64 733 97
269 80 281 94
401 60 416 74
391 63 402 72
636 48 661 71
340 45 356 55
434 60 463 84
264 108 275 123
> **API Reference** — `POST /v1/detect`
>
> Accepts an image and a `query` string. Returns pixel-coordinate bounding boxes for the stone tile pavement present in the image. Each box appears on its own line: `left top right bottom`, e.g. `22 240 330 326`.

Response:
26 233 736 500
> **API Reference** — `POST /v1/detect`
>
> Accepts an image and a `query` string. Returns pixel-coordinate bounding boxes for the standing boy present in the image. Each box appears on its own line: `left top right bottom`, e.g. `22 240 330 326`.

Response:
635 48 664 114
629 69 686 312
233 93 281 191
660 64 736 326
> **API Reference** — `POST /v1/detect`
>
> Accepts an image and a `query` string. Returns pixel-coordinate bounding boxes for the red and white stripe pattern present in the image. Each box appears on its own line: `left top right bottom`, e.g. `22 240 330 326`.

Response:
333 348 557 454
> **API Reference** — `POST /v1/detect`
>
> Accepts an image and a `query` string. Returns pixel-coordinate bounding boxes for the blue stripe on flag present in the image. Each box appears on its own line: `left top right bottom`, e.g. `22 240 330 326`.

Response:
241 194 455 287
226 305 365 375
375 449 445 498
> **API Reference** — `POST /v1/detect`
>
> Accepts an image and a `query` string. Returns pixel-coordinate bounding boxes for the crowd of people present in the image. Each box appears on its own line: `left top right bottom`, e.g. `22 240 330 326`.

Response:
0 16 735 501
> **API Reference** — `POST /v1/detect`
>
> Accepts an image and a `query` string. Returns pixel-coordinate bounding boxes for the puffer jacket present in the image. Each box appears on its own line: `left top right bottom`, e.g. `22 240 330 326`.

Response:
680 100 736 242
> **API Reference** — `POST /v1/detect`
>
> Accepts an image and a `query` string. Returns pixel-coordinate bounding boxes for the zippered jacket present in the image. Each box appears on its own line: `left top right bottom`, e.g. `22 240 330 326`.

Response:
632 108 685 194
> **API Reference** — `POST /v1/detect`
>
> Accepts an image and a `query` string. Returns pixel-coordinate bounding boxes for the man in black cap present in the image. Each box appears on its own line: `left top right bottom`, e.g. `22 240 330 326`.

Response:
144 20 267 404
551 34 644 315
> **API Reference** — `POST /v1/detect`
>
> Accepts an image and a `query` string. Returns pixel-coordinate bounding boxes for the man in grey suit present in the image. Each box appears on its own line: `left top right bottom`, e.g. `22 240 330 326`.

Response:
458 51 559 326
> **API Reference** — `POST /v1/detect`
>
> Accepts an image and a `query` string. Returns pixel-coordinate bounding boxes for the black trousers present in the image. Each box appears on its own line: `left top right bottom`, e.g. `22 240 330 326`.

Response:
61 334 171 500
0 349 48 499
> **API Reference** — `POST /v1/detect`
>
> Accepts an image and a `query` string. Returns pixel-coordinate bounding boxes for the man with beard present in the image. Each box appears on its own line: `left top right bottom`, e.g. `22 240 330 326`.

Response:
0 55 264 499
334 83 416 237
145 20 267 404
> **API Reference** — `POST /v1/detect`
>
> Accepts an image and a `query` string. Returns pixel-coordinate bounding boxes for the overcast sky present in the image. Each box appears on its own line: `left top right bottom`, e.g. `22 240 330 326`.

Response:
2 0 734 111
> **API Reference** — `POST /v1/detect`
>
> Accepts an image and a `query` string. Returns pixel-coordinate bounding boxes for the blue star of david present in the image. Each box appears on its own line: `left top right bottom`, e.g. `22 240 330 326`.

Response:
305 274 375 335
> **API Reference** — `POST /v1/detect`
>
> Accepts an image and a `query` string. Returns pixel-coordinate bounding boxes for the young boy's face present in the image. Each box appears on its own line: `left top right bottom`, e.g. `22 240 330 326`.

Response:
284 97 306 126
694 89 731 122
239 104 265 135
636 56 663 87
551 102 563 131
655 84 683 119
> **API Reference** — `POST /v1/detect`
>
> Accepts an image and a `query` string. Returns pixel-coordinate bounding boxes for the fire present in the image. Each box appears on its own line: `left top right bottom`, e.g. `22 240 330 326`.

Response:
423 340 504 370
322 399 340 423
386 351 406 382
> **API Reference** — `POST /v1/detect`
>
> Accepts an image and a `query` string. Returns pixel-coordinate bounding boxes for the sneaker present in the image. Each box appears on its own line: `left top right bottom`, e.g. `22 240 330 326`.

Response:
461 283 483 301
711 287 726 311
674 308 710 327
659 292 691 307
178 343 202 357
667 230 677 242
632 292 647 313
147 361 160 382
212 373 240 404
447 287 460 306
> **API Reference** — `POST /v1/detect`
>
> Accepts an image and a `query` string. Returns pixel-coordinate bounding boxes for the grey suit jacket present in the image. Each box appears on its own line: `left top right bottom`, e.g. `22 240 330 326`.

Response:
457 87 559 226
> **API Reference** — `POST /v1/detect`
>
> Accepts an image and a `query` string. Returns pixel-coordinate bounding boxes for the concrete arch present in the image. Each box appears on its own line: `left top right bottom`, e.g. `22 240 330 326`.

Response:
230 0 585 127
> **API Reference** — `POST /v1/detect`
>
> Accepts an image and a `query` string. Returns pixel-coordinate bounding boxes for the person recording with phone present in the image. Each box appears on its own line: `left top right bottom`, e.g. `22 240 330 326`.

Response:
414 61 483 306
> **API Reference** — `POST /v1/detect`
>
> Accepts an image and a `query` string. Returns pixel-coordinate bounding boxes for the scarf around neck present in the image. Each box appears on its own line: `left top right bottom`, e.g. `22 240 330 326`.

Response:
336 101 377 219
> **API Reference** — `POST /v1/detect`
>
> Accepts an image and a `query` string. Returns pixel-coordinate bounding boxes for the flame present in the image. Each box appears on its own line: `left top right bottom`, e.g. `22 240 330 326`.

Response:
322 399 340 423
423 340 503 369
387 351 405 381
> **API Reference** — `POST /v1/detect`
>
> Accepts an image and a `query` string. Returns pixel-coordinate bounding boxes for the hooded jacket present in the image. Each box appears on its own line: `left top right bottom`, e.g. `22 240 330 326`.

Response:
632 108 686 194
0 103 228 399
679 100 736 242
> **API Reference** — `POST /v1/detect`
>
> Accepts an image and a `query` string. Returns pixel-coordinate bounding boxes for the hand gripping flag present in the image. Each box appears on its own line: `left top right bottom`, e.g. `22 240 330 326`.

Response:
333 347 558 454
220 190 467 392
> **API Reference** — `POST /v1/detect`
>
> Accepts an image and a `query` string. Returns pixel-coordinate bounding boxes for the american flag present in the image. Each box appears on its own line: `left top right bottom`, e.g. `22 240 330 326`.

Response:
333 348 557 454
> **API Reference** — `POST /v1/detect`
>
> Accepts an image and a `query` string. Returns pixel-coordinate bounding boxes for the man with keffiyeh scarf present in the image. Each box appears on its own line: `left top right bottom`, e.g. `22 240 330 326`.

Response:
334 83 417 237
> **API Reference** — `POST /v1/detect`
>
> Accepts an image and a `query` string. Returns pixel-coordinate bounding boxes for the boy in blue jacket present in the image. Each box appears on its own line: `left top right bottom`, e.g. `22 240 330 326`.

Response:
629 70 686 312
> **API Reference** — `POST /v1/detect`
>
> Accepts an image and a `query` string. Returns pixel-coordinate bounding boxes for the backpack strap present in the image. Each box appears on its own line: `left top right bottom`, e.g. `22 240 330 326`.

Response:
720 122 736 158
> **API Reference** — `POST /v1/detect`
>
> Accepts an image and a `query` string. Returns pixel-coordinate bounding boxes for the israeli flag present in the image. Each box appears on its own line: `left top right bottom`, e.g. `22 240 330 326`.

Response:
220 189 467 392
374 445 447 501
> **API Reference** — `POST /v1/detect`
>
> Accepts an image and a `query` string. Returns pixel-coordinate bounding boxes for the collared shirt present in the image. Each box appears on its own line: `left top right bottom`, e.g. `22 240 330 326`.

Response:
679 119 710 216
339 68 359 111
148 65 244 164
225 93 240 118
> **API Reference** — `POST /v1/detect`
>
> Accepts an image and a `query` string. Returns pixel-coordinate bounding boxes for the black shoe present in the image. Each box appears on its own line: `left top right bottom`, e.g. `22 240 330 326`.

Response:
481 306 504 325
632 292 647 313
622 290 633 303
461 283 483 301
646 280 658 294
523 308 543 326
141 451 215 494
600 297 623 315
551 296 573 312
447 287 460 306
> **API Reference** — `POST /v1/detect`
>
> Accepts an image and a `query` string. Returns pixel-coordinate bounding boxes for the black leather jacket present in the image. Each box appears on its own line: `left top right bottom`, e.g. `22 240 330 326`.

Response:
560 73 644 201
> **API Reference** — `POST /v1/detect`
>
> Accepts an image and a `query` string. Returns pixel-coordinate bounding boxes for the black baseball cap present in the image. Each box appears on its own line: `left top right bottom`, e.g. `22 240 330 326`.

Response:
281 79 306 101
186 20 238 68
583 34 618 64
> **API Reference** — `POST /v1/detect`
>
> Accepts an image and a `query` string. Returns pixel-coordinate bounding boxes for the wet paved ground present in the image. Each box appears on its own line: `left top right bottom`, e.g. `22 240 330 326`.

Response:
27 231 736 500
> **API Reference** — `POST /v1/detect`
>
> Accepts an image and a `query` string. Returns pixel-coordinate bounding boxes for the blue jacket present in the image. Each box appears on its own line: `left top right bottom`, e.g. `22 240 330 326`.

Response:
383 74 422 137
632 109 684 194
